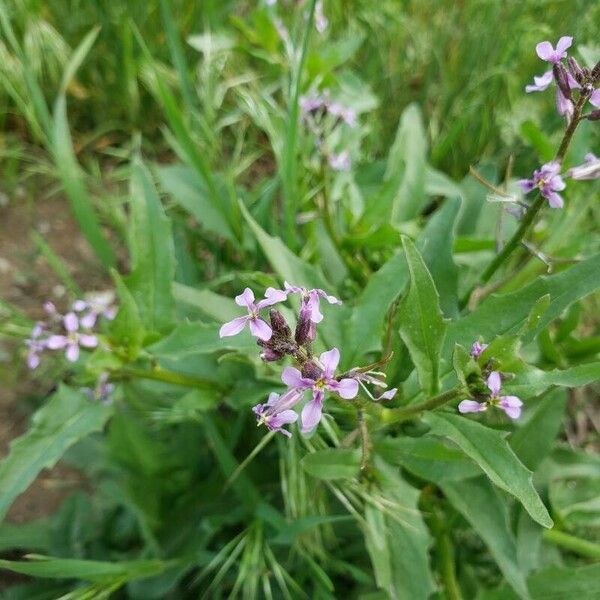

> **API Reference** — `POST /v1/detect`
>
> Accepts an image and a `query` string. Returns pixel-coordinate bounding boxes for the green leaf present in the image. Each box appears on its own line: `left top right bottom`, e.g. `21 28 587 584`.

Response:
172 282 239 322
0 520 52 553
376 436 480 484
398 236 447 395
0 556 168 582
156 164 234 240
389 104 428 224
424 412 553 528
364 503 392 591
126 158 175 333
510 389 567 471
0 385 112 522
301 449 361 480
442 477 530 599
148 321 258 359
109 269 144 356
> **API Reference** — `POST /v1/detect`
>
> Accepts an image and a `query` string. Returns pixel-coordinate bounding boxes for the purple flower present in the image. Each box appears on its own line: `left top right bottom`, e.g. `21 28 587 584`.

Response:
328 150 351 172
284 282 341 324
348 368 397 401
219 287 287 341
458 371 523 420
525 70 554 93
314 0 328 33
253 389 303 437
46 312 98 362
376 387 398 401
518 161 566 209
590 89 600 108
73 291 117 329
535 37 572 64
83 373 115 404
567 153 600 180
282 348 358 433
25 323 46 369
470 341 488 359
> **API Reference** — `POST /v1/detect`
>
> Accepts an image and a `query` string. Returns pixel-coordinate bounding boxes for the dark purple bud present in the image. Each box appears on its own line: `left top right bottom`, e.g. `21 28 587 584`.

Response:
553 63 571 100
592 60 600 83
301 360 322 380
269 309 291 337
567 56 585 84
585 109 600 121
260 347 285 362
295 306 312 345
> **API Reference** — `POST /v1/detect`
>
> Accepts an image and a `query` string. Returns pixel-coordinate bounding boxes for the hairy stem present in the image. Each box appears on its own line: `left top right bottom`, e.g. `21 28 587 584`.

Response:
460 90 591 309
543 528 600 560
379 388 464 426
114 366 219 390
358 409 371 471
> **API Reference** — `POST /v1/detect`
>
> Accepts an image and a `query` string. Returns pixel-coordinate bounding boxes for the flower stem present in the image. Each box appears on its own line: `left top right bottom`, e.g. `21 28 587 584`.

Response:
357 409 371 471
379 388 464 426
543 528 600 560
460 91 590 309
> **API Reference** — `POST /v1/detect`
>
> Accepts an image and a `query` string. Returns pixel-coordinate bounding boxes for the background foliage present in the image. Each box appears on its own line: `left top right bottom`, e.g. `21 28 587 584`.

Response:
0 0 599 598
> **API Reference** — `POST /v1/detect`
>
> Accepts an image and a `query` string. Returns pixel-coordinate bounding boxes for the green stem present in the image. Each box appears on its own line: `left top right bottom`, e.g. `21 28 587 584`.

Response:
281 0 317 248
460 91 590 309
379 388 464 426
114 366 219 390
543 528 600 560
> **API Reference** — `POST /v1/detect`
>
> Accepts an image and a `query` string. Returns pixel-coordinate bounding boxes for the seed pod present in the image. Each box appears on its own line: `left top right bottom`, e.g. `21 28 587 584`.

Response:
553 63 571 100
567 56 585 84
269 309 291 337
585 109 600 121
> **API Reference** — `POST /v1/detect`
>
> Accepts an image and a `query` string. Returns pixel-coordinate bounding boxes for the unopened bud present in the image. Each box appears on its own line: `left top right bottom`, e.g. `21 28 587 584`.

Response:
295 306 312 345
567 56 585 84
260 347 285 362
585 109 600 121
301 360 322 380
553 63 571 100
592 60 600 83
269 309 291 337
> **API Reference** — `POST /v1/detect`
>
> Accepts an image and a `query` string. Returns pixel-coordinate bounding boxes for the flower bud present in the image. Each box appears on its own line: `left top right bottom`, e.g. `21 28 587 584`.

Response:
295 306 312 345
567 56 585 84
301 360 322 380
586 109 600 121
269 309 291 337
260 347 285 362
553 63 571 100
592 60 600 83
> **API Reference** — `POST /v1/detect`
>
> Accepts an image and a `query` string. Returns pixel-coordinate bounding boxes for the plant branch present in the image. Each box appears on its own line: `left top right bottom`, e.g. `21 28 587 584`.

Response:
113 366 219 390
379 388 465 426
543 528 600 560
460 90 591 309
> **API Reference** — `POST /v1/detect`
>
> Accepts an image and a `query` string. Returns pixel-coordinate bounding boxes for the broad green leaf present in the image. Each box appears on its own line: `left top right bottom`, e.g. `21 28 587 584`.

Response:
510 389 567 470
452 343 480 389
442 477 530 599
109 269 144 357
0 385 112 522
376 436 480 483
0 556 168 582
301 449 361 480
156 164 234 240
172 282 239 322
127 158 175 333
148 321 258 359
505 362 600 398
389 104 428 224
0 520 51 553
364 503 392 591
398 236 447 395
424 412 553 528
418 197 461 318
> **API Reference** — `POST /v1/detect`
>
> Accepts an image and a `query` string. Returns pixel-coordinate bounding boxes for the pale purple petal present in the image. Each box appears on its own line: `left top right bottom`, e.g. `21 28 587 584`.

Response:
470 341 488 358
44 301 57 316
270 410 298 428
79 334 98 348
319 347 340 377
546 192 564 209
500 396 523 420
274 388 304 412
589 89 600 108
104 306 117 320
284 281 303 295
567 154 600 180
219 316 248 338
518 179 535 193
248 317 272 341
27 352 41 369
525 70 553 93
256 287 287 309
328 377 359 399
566 72 580 90
65 343 80 362
282 366 312 389
376 388 397 401
549 174 566 191
307 294 324 323
301 392 324 433
486 371 502 396
555 36 573 55
458 400 486 414
72 300 88 312
235 288 255 308
556 88 574 118
266 392 280 406
46 335 68 349
64 312 79 333
535 41 555 62
80 312 97 329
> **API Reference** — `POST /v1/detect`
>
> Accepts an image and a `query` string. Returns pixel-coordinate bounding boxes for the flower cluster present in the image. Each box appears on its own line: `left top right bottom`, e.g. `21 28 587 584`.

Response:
458 341 523 420
24 292 116 368
519 37 600 210
219 284 396 436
